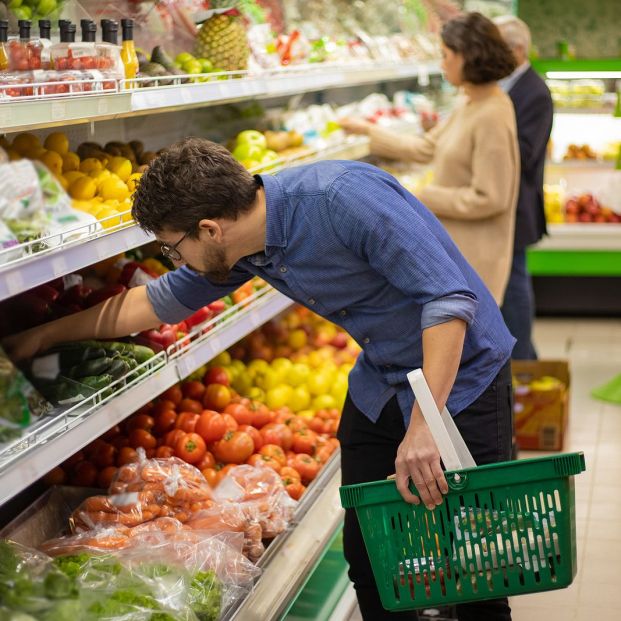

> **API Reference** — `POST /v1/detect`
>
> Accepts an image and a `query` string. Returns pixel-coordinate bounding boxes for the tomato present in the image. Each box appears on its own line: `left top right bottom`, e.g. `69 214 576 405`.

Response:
97 466 118 489
286 416 308 433
84 439 107 458
110 436 130 450
203 367 230 386
175 412 199 433
164 429 186 448
182 380 205 401
222 413 239 432
126 413 155 433
315 446 334 464
145 448 157 458
92 442 118 468
260 423 293 450
216 463 237 483
285 450 296 466
247 453 282 473
195 410 227 443
155 446 175 459
117 447 139 466
292 429 318 455
101 425 121 441
195 451 216 470
280 466 302 485
325 419 339 436
152 401 177 419
308 417 324 434
153 409 177 435
43 466 66 486
203 384 232 410
249 401 272 428
178 398 203 414
211 431 254 464
224 403 253 426
128 429 157 450
291 454 320 484
69 461 98 487
202 467 219 487
161 385 183 405
286 481 305 500
259 444 287 466
175 432 207 464
239 425 263 451
63 450 85 469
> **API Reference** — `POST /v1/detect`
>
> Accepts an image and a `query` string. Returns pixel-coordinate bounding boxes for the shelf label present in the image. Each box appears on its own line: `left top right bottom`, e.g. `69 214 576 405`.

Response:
51 101 67 121
4 270 24 296
51 256 68 277
177 353 197 380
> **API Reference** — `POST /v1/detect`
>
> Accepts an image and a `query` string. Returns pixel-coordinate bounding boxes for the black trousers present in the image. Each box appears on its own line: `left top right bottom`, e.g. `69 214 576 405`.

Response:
338 362 514 621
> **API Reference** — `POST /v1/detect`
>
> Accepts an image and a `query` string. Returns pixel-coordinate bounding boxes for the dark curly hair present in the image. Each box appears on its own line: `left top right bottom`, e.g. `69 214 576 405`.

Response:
132 137 259 235
441 12 517 84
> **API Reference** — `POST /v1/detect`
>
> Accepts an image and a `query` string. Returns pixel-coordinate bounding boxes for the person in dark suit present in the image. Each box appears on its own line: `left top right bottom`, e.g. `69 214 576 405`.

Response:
495 15 553 360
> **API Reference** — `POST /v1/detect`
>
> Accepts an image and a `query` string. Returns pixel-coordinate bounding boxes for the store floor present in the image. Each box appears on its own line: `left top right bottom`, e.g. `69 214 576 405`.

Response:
341 318 621 621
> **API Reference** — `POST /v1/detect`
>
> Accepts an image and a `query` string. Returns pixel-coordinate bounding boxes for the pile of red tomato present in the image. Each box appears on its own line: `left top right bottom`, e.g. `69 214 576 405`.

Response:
47 369 340 501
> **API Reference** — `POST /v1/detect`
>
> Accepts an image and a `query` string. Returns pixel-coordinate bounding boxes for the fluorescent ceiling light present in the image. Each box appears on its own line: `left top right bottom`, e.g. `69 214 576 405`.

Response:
546 71 621 79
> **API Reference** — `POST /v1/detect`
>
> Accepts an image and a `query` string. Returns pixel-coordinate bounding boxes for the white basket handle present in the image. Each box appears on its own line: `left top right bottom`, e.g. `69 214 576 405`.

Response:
407 369 477 471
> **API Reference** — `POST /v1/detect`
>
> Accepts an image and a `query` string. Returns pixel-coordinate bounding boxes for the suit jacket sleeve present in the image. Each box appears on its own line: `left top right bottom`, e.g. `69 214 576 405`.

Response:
514 89 553 171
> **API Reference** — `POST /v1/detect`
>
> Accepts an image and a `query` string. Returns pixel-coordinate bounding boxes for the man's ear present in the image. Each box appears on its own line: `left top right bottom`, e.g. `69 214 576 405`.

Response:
198 219 223 241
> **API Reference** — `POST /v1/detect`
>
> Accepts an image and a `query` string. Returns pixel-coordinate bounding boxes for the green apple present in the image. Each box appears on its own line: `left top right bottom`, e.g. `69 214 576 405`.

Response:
176 52 195 65
232 143 265 162
36 0 57 16
197 58 214 73
182 59 203 74
12 5 32 19
262 150 279 163
236 130 267 150
8 0 23 9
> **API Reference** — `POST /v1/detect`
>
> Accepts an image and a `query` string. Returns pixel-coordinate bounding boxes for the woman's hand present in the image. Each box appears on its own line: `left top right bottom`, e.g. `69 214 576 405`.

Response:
339 117 373 136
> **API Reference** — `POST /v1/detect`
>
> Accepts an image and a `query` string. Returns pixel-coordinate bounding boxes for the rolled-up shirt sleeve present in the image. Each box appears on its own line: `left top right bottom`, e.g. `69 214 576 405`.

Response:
421 293 478 330
146 265 253 324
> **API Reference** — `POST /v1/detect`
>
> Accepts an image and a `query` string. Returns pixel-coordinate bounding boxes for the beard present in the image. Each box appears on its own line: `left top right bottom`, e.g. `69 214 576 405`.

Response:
186 245 231 284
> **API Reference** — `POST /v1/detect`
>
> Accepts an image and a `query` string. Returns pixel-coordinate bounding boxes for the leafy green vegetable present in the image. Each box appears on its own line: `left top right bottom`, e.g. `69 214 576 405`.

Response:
188 570 221 621
39 599 82 621
87 588 162 618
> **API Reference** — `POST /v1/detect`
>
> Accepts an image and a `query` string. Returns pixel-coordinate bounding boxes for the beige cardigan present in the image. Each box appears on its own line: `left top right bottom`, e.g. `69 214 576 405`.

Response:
369 92 520 303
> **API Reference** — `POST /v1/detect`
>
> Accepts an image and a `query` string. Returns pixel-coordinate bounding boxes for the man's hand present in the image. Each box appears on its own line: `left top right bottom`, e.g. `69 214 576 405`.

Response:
339 117 373 136
395 407 448 509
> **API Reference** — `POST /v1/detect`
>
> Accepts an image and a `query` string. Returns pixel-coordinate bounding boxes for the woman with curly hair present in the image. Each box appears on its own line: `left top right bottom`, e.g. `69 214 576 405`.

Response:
341 12 520 306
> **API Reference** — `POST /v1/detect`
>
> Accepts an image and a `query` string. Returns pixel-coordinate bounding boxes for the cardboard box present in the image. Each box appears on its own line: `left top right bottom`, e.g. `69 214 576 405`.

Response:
512 360 570 451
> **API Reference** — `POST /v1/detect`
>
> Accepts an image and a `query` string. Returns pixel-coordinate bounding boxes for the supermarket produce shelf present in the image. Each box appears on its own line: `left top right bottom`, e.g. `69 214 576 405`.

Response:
537 223 621 251
0 61 441 132
0 136 371 302
226 455 344 621
546 160 616 169
0 287 294 507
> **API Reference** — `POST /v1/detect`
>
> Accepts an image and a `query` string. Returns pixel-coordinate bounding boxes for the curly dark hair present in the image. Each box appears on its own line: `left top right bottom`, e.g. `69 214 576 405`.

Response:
441 12 517 84
131 137 259 235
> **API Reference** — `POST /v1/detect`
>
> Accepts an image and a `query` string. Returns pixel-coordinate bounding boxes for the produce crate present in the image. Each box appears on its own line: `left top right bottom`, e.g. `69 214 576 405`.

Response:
340 453 585 611
513 360 570 451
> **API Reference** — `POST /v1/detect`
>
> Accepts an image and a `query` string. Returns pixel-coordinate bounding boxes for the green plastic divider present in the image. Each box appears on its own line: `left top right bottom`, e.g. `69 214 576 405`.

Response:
527 250 621 276
282 527 350 621
532 59 621 74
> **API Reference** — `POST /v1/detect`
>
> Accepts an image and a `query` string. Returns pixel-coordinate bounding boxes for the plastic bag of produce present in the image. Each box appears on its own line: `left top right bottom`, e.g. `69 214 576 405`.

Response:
214 465 296 539
0 346 52 445
0 540 79 618
0 219 21 266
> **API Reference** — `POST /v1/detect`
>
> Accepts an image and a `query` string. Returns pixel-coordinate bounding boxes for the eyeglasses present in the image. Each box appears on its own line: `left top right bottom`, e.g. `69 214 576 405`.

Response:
160 230 192 262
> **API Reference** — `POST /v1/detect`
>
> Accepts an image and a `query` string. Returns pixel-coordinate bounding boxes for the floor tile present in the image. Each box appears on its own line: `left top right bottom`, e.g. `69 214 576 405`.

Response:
511 605 577 621
575 607 621 621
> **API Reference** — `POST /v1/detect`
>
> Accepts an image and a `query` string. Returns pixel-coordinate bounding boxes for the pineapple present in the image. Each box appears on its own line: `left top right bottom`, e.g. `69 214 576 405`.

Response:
194 1 253 73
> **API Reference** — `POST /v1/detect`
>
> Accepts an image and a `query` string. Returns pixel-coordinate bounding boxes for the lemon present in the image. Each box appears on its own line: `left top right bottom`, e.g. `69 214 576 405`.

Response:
40 150 63 176
44 132 69 155
106 156 132 182
69 176 97 200
12 133 41 156
127 172 142 193
7 148 21 161
97 207 122 229
88 203 107 218
90 169 112 188
99 177 130 201
62 152 80 173
57 175 69 191
63 171 85 185
80 157 103 174
25 147 47 160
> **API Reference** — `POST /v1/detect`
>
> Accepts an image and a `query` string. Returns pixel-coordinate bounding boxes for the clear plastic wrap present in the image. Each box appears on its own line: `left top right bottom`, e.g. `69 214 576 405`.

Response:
214 465 296 539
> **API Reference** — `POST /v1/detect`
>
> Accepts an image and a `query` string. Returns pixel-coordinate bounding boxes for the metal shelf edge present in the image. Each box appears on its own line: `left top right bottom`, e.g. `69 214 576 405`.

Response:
0 290 294 507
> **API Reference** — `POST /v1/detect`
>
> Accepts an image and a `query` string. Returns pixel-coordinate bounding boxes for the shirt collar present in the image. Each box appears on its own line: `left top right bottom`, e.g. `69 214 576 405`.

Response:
255 173 288 254
499 61 530 93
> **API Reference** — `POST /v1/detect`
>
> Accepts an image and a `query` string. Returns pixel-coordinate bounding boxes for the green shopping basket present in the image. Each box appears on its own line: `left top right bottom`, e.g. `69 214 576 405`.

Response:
339 369 586 611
